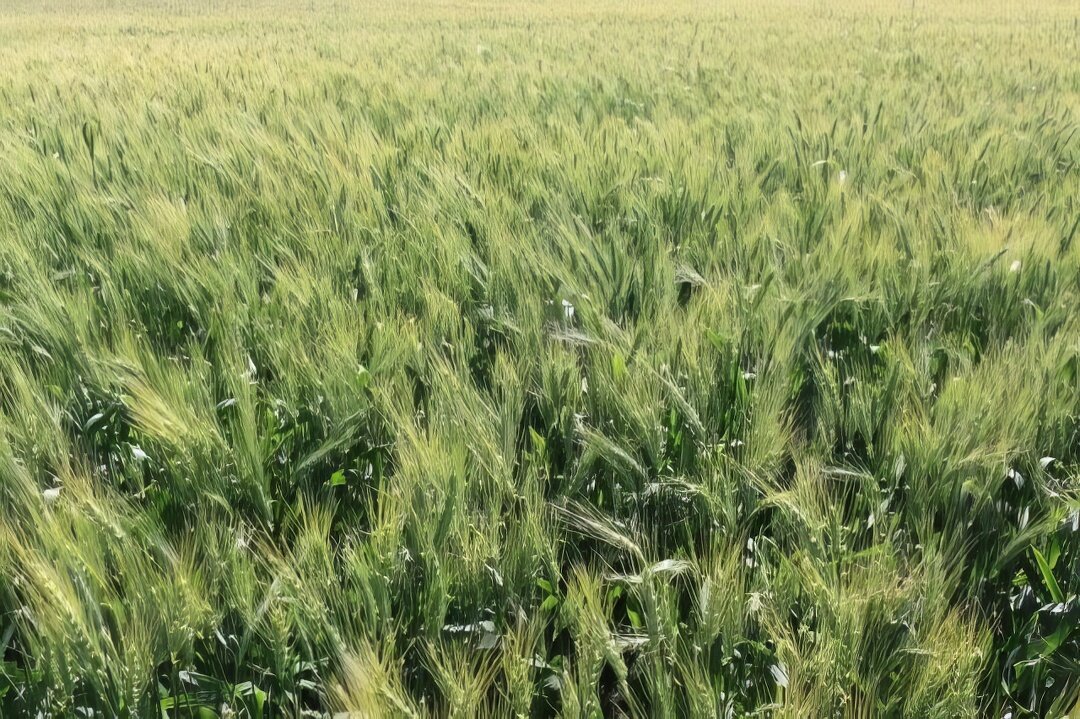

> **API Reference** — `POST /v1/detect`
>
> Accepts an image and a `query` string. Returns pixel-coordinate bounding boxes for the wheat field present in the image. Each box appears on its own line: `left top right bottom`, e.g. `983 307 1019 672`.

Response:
0 0 1077 716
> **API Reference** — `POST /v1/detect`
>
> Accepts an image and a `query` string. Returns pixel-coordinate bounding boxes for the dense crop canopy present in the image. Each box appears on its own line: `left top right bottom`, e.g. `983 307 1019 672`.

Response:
0 0 1077 716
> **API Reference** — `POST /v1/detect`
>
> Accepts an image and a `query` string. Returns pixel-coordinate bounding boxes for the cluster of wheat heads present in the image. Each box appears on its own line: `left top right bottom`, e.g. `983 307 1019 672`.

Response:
0 0 1077 716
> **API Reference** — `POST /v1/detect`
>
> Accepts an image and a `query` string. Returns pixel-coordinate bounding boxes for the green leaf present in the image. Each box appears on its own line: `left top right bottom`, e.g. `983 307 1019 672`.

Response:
433 478 459 548
611 352 627 381
705 328 727 354
1047 535 1061 569
1035 620 1073 657
1032 547 1063 603
529 427 546 456
84 412 106 433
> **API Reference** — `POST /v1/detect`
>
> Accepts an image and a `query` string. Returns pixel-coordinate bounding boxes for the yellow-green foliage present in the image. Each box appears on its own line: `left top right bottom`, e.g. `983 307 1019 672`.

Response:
0 0 1077 716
